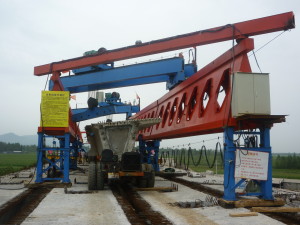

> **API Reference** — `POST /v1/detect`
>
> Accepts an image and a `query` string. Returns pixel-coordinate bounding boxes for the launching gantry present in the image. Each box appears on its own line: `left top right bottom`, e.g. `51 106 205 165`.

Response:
34 12 295 201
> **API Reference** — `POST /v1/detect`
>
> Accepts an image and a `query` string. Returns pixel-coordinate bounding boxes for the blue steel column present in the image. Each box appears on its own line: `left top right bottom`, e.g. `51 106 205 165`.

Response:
35 132 44 183
138 136 160 172
151 140 160 172
260 127 273 200
223 127 237 201
62 133 71 183
138 135 147 163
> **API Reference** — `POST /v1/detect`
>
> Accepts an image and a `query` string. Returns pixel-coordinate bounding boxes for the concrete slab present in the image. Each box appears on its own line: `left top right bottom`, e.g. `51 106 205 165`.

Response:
0 186 26 208
0 169 34 208
139 179 285 225
21 186 130 225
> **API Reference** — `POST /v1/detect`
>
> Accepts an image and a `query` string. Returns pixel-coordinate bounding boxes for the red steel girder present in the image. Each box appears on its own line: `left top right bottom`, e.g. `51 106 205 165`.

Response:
34 12 294 76
131 38 255 140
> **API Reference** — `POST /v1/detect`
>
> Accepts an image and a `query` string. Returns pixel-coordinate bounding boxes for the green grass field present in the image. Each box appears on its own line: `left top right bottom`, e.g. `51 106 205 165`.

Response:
0 152 36 176
272 169 300 180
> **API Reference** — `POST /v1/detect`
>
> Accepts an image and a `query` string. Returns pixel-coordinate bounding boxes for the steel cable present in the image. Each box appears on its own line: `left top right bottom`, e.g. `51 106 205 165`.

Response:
160 141 224 169
188 146 204 167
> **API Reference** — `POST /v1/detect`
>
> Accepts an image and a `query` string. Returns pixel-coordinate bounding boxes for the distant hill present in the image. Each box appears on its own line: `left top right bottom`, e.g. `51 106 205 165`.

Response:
0 133 37 145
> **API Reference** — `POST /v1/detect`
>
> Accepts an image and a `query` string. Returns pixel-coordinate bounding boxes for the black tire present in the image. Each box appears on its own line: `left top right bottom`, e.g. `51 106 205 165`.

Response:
138 177 147 188
96 171 105 190
147 171 155 188
88 162 97 190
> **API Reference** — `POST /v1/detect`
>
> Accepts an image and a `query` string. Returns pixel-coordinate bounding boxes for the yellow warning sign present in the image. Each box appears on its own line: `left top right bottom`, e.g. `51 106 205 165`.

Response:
40 91 70 127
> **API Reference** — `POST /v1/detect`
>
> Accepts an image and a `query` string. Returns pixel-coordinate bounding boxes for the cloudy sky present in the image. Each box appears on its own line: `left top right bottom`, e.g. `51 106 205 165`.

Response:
0 0 299 152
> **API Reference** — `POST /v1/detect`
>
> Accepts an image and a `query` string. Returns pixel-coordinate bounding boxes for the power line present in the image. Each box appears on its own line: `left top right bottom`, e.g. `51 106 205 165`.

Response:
249 30 286 57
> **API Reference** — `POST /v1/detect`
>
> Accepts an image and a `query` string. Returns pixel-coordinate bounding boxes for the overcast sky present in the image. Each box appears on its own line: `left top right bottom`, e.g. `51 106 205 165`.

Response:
0 0 299 153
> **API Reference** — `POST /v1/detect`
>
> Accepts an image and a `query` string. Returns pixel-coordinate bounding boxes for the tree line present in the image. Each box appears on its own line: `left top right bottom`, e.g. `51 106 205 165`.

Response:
0 142 37 153
273 153 300 169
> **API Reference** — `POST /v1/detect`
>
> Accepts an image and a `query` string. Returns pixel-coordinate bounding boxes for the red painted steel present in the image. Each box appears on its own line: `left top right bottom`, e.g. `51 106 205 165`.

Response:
119 171 144 177
34 12 294 76
131 39 255 139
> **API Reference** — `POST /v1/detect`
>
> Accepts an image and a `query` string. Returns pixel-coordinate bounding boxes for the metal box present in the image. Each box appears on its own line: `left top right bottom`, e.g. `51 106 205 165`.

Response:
231 72 270 117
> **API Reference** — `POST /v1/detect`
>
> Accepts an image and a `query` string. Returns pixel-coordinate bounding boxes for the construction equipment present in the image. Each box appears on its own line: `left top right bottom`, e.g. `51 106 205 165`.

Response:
33 12 295 201
86 118 160 190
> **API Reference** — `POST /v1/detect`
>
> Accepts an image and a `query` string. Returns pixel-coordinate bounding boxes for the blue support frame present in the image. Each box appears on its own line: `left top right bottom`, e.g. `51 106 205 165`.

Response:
223 127 273 201
35 132 71 183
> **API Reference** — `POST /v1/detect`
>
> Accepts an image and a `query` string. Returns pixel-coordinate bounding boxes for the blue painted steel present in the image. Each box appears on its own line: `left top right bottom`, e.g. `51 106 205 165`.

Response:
259 127 273 200
223 127 274 201
100 100 122 106
35 133 72 183
232 178 246 191
166 64 197 89
35 133 44 183
62 133 70 183
223 127 237 201
69 139 82 170
243 192 263 196
183 63 197 76
72 63 114 74
72 105 140 122
151 140 160 172
49 58 197 93
138 136 160 172
66 76 169 93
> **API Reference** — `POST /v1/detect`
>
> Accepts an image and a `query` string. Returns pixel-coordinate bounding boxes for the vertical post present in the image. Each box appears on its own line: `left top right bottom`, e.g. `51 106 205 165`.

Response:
35 132 44 183
260 127 273 200
153 140 160 172
63 133 71 183
223 127 236 201
69 142 78 170
138 134 147 163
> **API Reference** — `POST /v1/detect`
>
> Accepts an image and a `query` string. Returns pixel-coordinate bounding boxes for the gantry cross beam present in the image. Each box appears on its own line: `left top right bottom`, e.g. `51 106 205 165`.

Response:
34 12 294 76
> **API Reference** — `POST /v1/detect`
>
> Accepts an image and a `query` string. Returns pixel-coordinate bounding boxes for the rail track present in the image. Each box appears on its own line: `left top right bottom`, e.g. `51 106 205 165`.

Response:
1 170 300 225
110 181 172 225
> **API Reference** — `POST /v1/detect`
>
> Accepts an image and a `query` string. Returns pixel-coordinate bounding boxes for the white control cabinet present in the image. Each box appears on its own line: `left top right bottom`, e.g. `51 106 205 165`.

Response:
231 72 270 117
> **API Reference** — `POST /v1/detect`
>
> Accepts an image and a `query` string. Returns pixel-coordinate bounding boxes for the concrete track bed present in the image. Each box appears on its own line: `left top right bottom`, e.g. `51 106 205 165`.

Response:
0 187 52 225
161 174 300 225
110 181 172 225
